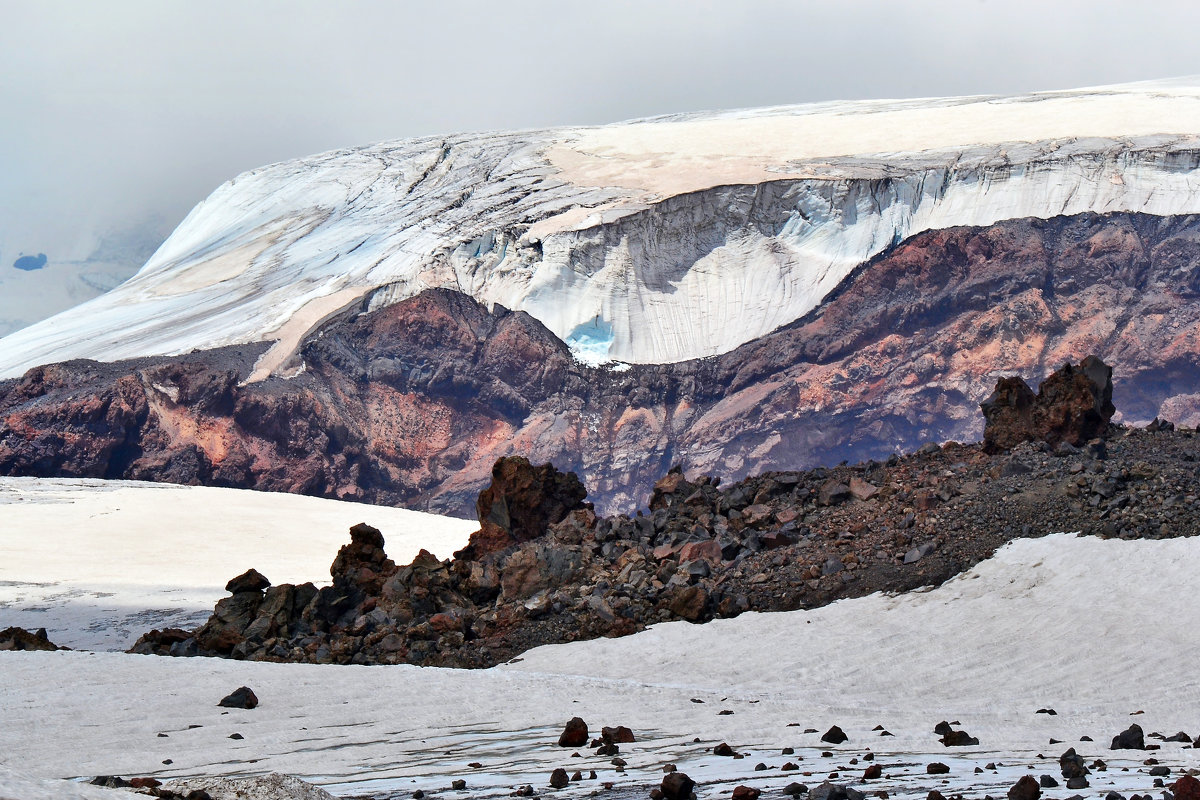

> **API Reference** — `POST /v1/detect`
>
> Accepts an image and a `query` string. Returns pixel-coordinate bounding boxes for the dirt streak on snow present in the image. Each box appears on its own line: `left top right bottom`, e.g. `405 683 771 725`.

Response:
0 478 475 651
1 533 1198 799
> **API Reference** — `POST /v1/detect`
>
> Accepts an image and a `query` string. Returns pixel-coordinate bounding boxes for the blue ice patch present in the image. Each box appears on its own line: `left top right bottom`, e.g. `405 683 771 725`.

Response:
566 317 614 365
13 253 47 271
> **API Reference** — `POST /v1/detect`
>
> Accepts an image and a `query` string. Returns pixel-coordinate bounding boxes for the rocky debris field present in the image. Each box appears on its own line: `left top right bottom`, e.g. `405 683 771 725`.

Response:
77 712 1200 800
130 359 1200 668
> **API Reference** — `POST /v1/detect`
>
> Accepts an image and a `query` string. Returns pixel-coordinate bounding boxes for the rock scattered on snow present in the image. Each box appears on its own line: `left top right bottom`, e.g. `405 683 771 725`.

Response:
556 716 588 747
821 725 848 744
217 686 258 709
1007 775 1041 800
162 773 334 800
1111 724 1146 750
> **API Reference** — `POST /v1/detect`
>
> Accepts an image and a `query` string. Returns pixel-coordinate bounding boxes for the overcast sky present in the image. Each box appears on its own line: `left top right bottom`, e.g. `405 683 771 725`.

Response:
5 0 1200 262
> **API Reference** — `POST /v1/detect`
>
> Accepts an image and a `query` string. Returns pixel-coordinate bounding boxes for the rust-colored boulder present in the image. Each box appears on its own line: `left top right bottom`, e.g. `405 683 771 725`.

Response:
0 626 64 651
1173 775 1200 800
558 716 589 747
460 457 589 558
982 356 1115 452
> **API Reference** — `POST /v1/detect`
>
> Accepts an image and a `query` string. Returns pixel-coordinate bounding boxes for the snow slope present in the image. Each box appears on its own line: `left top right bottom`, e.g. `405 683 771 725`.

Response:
0 478 475 650
5 79 1200 378
2 533 1199 799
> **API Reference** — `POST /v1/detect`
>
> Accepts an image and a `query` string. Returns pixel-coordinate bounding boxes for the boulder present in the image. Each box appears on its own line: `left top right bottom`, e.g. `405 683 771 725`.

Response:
818 481 852 506
461 457 589 558
848 477 879 501
0 626 64 652
330 523 397 594
549 768 569 789
217 686 258 709
982 356 1115 452
1059 748 1089 779
224 569 270 594
661 771 695 800
601 725 635 744
821 725 848 744
732 787 762 800
940 729 979 747
558 717 588 747
809 782 864 800
668 586 709 622
1007 775 1041 800
1173 775 1200 800
1110 724 1145 750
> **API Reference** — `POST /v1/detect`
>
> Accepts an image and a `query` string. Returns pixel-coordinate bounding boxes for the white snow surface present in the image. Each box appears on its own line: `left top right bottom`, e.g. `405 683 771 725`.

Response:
6 79 1200 377
0 478 475 651
2 532 1199 799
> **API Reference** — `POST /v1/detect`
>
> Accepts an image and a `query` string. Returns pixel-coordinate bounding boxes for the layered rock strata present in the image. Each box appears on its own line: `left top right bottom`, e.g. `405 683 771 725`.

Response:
6 213 1200 514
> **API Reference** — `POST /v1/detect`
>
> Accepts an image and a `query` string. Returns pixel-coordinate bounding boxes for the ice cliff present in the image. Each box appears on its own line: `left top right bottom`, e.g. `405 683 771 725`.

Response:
5 78 1200 379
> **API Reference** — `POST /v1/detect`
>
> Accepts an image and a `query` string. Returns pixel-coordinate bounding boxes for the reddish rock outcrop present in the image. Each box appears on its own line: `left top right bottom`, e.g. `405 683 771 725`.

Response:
8 213 1200 514
460 456 589 558
981 356 1115 451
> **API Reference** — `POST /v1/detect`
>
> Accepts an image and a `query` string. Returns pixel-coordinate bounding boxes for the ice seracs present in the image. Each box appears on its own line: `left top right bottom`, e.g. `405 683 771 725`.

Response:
5 79 1200 378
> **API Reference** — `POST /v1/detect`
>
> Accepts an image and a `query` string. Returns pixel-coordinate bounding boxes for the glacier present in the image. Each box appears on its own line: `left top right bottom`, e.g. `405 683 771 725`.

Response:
6 79 1200 379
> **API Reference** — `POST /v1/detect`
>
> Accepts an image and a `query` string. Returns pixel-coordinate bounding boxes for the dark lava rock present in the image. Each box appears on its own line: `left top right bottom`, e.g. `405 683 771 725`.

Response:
662 771 696 800
940 729 979 747
1007 775 1042 800
783 784 809 797
451 779 466 790
558 717 588 747
714 742 736 756
821 725 848 744
808 782 864 800
982 356 1115 452
462 456 589 558
217 686 258 709
732 787 762 800
1066 777 1090 790
934 721 954 735
1040 776 1059 788
0 626 65 652
1111 723 1145 750
224 568 270 594
549 768 569 789
862 764 882 780
927 763 950 775
1059 748 1089 779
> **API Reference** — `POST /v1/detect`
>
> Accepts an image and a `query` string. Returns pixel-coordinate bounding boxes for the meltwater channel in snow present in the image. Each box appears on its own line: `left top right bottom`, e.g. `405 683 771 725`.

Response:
1 527 1199 798
6 79 1200 379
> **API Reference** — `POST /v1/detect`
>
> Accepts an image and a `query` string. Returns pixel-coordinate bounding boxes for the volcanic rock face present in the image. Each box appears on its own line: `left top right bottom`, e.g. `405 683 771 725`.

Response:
465 456 590 558
981 357 1116 451
7 213 1200 513
131 416 1200 668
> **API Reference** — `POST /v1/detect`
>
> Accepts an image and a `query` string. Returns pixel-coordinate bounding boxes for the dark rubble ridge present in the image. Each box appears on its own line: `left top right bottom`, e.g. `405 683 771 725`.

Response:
131 360 1200 668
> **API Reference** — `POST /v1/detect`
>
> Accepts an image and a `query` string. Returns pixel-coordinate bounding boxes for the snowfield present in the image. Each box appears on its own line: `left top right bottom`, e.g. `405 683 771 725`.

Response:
0 478 475 651
2 527 1199 799
5 79 1200 377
